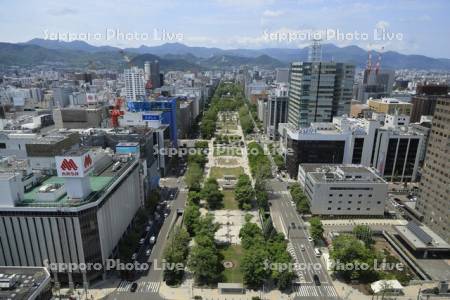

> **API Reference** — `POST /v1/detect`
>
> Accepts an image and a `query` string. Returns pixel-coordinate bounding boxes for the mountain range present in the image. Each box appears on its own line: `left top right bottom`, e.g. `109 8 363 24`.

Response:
0 39 449 71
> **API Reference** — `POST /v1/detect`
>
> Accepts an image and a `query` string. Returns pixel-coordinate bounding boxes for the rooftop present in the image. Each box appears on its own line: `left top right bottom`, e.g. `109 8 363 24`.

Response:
13 158 136 208
300 164 385 184
0 267 51 300
395 222 450 251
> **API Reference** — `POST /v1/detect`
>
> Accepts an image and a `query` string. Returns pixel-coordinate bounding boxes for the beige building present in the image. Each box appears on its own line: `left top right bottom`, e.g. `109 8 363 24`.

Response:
367 98 412 116
416 97 450 243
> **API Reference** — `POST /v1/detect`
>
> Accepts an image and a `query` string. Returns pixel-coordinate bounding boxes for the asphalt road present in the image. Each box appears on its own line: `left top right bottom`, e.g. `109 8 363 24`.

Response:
107 177 187 300
267 179 339 300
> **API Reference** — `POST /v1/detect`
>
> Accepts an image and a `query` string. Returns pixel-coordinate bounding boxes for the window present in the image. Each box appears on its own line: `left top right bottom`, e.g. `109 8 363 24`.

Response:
377 201 381 204
357 208 361 211
348 201 352 204
349 194 353 197
339 194 343 197
328 201 332 204
357 201 362 204
358 194 362 197
368 194 372 198
0 143 5 149
347 208 351 210
329 194 333 197
328 207 331 210
367 208 371 211
337 207 341 210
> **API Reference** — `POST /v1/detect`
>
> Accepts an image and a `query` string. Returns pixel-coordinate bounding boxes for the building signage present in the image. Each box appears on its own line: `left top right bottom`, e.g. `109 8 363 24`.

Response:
55 152 93 177
142 113 160 121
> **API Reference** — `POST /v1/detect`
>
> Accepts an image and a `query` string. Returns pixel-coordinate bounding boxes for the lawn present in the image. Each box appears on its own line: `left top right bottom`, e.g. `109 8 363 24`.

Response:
222 190 238 210
210 167 244 179
213 147 242 157
216 158 239 165
220 245 244 283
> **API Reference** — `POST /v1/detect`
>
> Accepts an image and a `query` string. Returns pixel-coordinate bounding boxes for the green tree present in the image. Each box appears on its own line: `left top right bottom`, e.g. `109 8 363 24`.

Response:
309 217 324 242
241 247 269 289
163 227 191 285
330 234 379 283
201 178 223 209
235 174 254 210
183 204 201 236
185 162 203 191
353 225 374 246
188 191 201 205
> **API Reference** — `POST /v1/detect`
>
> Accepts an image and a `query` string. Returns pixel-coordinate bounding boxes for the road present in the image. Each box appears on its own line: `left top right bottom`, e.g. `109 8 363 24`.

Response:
267 179 339 300
107 177 187 300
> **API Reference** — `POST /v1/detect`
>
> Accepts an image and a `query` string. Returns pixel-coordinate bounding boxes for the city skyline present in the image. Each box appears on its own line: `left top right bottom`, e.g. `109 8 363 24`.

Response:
0 0 449 58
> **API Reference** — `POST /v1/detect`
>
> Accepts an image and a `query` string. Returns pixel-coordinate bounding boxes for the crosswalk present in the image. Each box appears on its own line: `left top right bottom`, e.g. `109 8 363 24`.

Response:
117 281 160 293
293 285 338 298
287 243 306 283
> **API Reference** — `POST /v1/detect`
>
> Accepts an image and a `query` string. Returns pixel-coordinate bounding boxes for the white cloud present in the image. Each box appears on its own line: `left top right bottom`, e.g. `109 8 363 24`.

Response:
375 20 390 30
262 9 284 17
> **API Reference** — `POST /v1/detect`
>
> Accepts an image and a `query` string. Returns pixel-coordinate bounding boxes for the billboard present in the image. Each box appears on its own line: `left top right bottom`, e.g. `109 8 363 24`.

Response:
55 152 93 177
142 113 161 121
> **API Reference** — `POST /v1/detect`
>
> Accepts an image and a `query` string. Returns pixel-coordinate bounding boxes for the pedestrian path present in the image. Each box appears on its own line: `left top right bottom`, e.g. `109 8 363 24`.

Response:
293 285 338 298
116 280 160 293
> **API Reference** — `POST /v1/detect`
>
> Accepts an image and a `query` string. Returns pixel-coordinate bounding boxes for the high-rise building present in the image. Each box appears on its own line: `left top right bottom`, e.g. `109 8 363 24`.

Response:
356 69 395 103
416 97 450 243
146 60 161 89
266 83 289 140
275 68 289 83
287 61 354 128
124 67 145 100
410 84 448 123
53 86 73 108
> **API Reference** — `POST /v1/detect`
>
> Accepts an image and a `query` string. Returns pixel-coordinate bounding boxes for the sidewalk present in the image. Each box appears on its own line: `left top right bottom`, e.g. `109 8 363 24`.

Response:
57 277 120 300
159 282 293 300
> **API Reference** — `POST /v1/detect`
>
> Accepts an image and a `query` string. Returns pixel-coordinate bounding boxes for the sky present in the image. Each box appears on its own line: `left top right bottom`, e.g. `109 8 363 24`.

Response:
0 0 448 58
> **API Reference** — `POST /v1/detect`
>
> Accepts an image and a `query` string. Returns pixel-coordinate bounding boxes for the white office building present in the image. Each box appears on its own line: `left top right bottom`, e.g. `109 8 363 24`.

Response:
298 164 387 216
279 113 424 182
124 67 145 100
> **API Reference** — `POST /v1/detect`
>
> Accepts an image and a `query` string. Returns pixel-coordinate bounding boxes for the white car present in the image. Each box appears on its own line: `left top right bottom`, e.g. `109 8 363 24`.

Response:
150 236 156 244
131 253 137 260
146 249 151 256
308 236 314 243
300 244 305 251
139 238 145 245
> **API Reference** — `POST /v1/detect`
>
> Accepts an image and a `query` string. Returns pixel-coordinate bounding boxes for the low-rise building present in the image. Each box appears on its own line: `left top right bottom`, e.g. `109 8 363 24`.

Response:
298 164 387 216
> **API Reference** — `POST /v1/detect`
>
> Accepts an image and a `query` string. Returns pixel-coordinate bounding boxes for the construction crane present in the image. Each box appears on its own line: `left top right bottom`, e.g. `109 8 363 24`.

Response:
375 47 384 75
110 97 124 128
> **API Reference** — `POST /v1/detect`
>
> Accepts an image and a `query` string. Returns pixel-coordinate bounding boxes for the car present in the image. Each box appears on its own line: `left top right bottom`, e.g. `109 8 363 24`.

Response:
150 236 156 244
139 238 145 245
130 282 138 292
146 249 152 256
308 236 314 242
313 274 321 286
164 212 168 218
290 222 296 229
131 253 137 260
148 220 154 226
177 179 180 183
300 244 305 251
145 226 151 232
314 248 322 257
